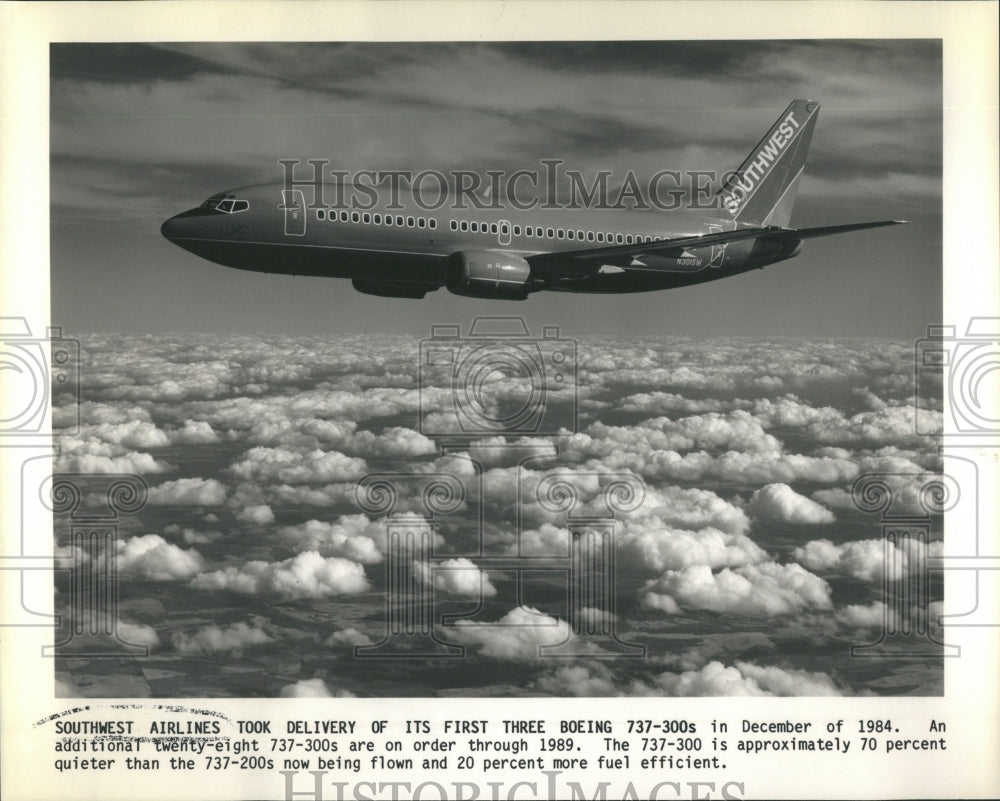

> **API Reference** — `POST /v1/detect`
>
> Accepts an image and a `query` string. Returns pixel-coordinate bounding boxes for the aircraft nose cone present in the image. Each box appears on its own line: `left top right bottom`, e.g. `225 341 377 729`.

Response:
161 214 184 241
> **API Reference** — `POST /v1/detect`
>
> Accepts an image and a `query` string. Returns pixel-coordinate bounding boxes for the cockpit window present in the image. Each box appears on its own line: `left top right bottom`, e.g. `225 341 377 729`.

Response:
200 193 250 214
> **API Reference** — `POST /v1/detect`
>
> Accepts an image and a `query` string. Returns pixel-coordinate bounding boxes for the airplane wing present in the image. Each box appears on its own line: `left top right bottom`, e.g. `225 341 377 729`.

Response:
525 220 906 275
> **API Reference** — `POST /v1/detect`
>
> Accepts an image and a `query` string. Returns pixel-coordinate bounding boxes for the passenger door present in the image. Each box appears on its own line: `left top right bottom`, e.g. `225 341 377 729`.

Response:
282 189 306 237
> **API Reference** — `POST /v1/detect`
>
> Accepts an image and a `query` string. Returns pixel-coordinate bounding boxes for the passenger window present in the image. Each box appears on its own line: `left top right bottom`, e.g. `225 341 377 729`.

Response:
567 230 575 240
340 211 349 222
396 216 404 226
429 219 436 229
461 221 468 231
616 233 624 243
491 223 498 234
363 213 371 224
317 209 325 220
514 225 521 236
374 214 381 224
450 220 457 230
557 229 564 239
587 232 594 242
407 216 415 227
418 218 425 228
577 230 584 240
597 232 604 242
351 212 359 223
547 227 554 238
625 235 633 244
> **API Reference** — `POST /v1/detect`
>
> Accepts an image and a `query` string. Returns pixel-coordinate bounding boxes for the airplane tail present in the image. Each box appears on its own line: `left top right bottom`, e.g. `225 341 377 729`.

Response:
711 99 820 227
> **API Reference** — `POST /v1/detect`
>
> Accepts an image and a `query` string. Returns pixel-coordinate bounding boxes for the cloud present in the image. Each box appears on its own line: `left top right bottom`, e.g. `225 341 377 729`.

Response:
171 621 273 656
190 551 370 599
747 483 835 524
794 536 943 582
640 562 831 616
236 504 276 525
416 558 497 598
836 601 889 629
117 619 161 649
536 660 847 696
147 478 227 506
54 450 174 475
536 663 619 696
444 606 600 661
116 535 205 580
278 515 388 564
632 661 845 697
325 628 373 647
227 447 367 484
279 678 356 698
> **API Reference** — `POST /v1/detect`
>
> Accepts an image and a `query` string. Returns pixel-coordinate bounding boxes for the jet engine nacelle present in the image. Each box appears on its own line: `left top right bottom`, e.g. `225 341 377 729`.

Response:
446 251 531 300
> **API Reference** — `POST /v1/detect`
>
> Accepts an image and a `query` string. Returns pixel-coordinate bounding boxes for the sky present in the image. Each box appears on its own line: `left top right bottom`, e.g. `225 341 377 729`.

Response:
49 40 942 338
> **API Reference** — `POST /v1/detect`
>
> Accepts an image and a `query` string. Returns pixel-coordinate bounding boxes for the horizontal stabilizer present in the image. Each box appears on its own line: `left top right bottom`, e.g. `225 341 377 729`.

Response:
763 220 907 240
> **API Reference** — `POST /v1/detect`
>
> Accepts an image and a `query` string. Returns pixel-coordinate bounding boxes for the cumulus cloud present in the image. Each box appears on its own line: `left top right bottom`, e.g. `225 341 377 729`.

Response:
54 437 174 474
793 536 942 582
227 447 367 484
162 524 223 544
116 535 205 580
190 551 370 599
117 619 161 649
279 678 356 698
325 628 373 647
415 558 497 598
171 621 273 656
536 663 619 696
536 660 846 697
836 601 888 629
748 483 835 524
236 504 276 525
444 606 600 660
278 515 389 564
147 478 227 506
616 520 766 575
632 661 845 696
640 562 831 616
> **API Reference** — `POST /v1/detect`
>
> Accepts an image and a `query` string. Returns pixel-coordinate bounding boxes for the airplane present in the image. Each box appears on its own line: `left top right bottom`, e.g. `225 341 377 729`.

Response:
160 99 905 300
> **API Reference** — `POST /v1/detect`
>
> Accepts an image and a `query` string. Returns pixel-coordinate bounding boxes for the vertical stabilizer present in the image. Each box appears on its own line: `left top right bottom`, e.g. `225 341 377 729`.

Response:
714 99 820 227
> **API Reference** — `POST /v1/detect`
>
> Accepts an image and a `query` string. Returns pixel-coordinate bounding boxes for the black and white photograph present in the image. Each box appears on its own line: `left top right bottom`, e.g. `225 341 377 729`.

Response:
48 38 945 700
1 3 998 801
